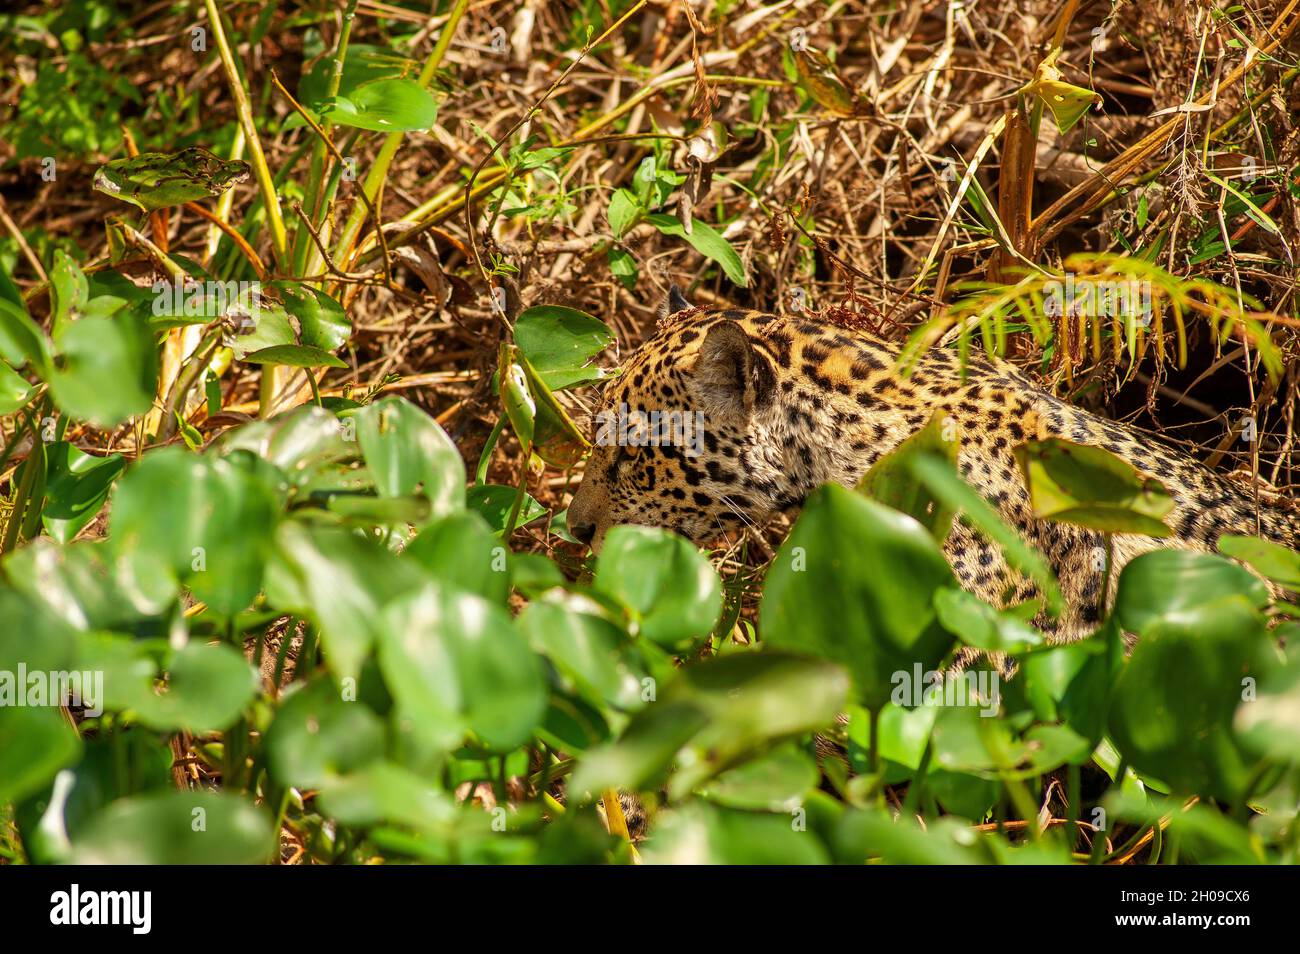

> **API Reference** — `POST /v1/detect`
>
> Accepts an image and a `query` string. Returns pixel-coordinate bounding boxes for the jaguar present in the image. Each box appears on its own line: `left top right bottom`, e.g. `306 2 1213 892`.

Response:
566 290 1299 642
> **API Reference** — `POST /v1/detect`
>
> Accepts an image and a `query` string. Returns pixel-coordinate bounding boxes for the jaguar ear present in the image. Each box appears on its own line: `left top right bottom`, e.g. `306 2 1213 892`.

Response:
657 284 691 320
694 320 774 417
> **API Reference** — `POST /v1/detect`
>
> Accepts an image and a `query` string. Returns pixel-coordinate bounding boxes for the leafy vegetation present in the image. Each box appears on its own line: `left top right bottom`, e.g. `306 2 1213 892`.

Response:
1 1 1298 865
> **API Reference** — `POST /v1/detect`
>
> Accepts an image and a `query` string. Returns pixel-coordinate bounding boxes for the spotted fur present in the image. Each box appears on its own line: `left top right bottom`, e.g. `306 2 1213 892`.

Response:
567 302 1299 641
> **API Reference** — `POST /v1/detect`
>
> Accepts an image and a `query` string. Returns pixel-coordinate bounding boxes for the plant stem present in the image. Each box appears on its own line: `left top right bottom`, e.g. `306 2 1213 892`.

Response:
332 0 471 273
203 0 288 268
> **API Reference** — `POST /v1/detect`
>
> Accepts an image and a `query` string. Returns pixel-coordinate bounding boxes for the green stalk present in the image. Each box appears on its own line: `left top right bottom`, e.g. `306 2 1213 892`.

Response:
332 0 471 272
295 0 359 278
203 0 288 268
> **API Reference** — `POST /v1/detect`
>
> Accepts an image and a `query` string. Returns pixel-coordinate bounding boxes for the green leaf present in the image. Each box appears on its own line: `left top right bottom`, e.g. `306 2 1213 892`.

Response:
697 744 819 812
1235 638 1300 763
49 249 88 335
41 442 125 543
933 586 1045 653
0 298 53 373
513 305 613 391
498 346 590 468
910 453 1064 616
760 484 957 708
0 359 37 413
1218 534 1300 590
378 582 547 752
593 525 723 651
349 397 465 521
320 78 439 132
268 281 350 352
71 791 273 864
1109 595 1268 801
466 483 546 534
109 448 280 616
242 344 348 368
1114 549 1271 638
0 706 82 805
93 147 250 212
266 522 426 682
519 598 649 711
404 511 510 603
265 676 386 788
1014 438 1174 536
644 802 830 865
607 188 641 238
645 213 748 287
48 313 157 426
130 642 259 734
858 411 959 541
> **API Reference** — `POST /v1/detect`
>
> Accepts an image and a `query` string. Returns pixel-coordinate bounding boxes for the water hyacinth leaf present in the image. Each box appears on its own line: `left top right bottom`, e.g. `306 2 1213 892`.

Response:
319 78 438 132
243 344 348 368
0 298 54 373
212 404 352 481
667 653 850 795
0 359 37 413
41 442 125 543
350 397 465 519
0 706 82 805
48 313 157 426
1217 534 1300 590
645 213 747 287
265 676 386 788
316 763 458 832
858 411 959 541
644 802 830 865
696 744 819 812
519 599 649 711
466 483 547 534
70 791 273 864
108 448 281 616
909 453 1063 616
0 588 77 673
1234 636 1300 763
4 539 177 633
266 522 426 682
404 511 510 604
933 586 1045 653
130 642 259 734
570 699 710 795
228 299 295 358
513 305 613 390
1109 596 1268 801
512 349 589 468
50 249 88 333
593 525 723 651
1013 438 1174 537
378 583 547 753
761 485 957 708
1114 549 1270 638
268 281 350 352
93 147 250 212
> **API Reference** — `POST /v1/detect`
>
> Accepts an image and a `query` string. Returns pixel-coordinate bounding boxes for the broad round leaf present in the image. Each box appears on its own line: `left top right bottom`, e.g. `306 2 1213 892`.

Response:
70 791 273 864
378 582 547 752
760 484 957 708
593 525 723 651
1114 549 1270 638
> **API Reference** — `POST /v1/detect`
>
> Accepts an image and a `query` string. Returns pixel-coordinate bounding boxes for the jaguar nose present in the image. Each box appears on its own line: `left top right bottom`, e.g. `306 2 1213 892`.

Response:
567 514 596 546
